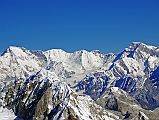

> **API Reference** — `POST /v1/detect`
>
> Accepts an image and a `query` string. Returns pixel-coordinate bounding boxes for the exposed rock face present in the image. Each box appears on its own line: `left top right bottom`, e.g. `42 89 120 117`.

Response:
1 70 118 120
1 42 159 120
96 87 144 119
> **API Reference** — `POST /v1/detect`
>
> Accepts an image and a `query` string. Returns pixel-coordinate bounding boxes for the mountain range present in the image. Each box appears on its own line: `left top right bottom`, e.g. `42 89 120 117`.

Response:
0 42 159 120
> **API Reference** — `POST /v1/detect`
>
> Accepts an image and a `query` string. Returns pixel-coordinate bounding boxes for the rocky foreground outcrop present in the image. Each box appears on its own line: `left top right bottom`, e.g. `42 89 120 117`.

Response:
1 70 119 120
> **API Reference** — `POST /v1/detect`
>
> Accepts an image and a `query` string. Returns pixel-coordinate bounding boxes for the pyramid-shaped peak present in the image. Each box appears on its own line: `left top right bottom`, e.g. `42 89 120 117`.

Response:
7 46 27 52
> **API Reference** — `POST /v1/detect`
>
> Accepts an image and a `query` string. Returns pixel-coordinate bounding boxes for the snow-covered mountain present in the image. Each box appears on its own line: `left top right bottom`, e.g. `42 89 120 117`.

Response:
0 42 159 120
75 42 159 109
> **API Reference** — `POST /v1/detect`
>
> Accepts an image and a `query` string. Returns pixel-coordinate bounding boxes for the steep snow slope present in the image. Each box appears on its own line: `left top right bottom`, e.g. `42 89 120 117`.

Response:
0 46 45 82
44 49 114 85
44 49 104 69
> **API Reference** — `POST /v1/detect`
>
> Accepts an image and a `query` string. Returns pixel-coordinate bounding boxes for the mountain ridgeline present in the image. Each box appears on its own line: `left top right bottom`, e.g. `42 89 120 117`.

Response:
0 42 159 120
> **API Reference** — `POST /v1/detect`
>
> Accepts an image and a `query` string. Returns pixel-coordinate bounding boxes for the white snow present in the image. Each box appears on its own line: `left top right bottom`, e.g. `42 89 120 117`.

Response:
122 57 144 76
44 49 104 70
148 56 159 69
0 43 159 120
0 107 16 120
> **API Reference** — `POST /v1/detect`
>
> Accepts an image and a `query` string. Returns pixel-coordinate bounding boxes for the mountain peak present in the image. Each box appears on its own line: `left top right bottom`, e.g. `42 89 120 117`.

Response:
129 42 158 50
1 46 23 56
7 46 25 51
131 41 142 45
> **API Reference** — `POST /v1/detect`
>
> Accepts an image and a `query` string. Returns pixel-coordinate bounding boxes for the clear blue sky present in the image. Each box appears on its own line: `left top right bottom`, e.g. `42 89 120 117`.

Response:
0 0 159 53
